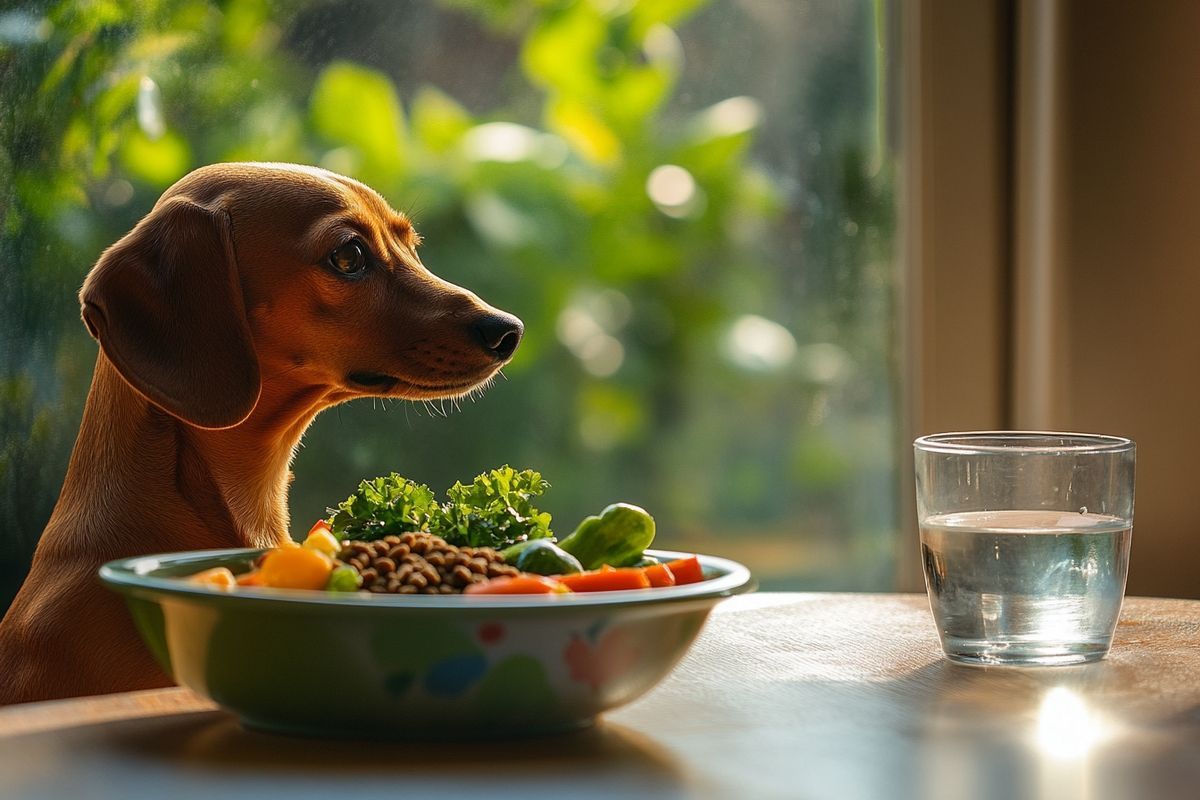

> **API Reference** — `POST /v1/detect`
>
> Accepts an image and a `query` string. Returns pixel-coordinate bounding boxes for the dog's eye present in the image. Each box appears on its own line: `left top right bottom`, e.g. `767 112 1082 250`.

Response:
328 240 367 276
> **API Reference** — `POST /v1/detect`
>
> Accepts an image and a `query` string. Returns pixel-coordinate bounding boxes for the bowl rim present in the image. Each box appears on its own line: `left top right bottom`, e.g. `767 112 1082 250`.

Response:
99 548 754 610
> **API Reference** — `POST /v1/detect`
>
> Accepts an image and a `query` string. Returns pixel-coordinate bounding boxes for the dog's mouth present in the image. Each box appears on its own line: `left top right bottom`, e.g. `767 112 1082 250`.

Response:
345 370 493 398
347 371 401 390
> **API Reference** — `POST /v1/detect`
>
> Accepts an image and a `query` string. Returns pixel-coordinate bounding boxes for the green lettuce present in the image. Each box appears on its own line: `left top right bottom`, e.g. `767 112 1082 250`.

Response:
326 466 552 551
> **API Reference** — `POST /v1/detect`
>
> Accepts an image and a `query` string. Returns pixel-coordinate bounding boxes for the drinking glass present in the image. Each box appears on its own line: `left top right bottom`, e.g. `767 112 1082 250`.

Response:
914 432 1135 666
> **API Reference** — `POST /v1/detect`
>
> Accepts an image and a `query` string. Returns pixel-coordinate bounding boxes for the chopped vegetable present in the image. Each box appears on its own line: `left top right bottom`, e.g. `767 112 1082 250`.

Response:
557 503 656 570
327 474 438 541
664 556 704 586
259 547 334 590
303 527 341 558
641 562 676 588
236 569 265 587
557 568 652 592
326 565 363 592
325 467 552 551
514 540 583 576
463 575 570 595
433 467 553 549
189 567 236 589
498 539 538 563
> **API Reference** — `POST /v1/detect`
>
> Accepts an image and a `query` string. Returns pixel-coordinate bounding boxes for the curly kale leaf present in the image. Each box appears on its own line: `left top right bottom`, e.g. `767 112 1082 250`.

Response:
326 474 438 541
431 466 553 549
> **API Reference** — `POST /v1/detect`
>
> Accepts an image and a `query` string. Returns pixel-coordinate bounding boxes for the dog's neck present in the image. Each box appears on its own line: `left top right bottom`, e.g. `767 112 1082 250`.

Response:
49 354 327 556
194 364 332 548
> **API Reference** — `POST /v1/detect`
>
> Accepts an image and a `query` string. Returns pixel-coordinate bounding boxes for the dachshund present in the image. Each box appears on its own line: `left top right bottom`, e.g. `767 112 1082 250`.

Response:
0 163 522 704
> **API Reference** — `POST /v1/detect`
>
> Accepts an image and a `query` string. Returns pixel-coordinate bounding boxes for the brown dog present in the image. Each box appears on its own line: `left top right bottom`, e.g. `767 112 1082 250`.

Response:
0 163 522 705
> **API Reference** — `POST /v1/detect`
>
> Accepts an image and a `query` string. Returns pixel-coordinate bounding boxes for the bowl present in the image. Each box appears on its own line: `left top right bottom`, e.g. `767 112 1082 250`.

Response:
100 548 753 738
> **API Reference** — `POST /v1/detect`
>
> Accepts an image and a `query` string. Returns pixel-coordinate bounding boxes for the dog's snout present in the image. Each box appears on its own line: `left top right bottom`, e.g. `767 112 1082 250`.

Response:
473 312 523 361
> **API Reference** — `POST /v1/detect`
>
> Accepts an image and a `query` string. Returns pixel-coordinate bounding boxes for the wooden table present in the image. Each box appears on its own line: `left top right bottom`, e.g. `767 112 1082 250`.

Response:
2 594 1198 800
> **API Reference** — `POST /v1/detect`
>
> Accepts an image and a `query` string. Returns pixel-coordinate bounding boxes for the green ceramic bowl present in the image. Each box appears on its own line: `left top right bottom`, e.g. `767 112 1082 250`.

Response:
100 548 752 738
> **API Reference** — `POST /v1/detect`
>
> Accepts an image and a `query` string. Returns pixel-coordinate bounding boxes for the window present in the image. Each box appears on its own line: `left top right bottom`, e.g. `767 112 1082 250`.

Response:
0 0 899 604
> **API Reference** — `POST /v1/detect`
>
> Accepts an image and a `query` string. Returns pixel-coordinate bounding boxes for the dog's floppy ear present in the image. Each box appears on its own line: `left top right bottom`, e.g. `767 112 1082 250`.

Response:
80 196 261 429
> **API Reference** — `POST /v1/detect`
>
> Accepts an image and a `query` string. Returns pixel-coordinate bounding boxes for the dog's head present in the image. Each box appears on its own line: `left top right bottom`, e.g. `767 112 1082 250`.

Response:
79 163 522 429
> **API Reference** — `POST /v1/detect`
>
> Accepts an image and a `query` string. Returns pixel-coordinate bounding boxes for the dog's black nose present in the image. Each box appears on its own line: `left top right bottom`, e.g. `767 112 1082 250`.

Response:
473 312 523 361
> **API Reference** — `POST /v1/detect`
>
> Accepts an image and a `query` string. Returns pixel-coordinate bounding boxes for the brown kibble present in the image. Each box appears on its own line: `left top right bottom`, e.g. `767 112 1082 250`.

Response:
338 533 535 596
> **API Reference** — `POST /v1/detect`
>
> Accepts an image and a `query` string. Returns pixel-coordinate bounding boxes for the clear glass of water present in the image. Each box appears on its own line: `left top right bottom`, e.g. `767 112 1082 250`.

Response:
914 432 1135 666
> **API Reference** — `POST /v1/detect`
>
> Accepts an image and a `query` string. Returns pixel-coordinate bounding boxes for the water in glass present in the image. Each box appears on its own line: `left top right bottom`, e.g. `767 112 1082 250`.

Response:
920 509 1131 665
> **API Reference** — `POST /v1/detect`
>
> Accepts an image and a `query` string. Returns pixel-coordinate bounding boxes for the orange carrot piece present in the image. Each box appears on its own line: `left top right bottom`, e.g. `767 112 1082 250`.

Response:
642 562 676 588
236 569 265 587
558 568 652 592
665 556 704 585
464 575 569 595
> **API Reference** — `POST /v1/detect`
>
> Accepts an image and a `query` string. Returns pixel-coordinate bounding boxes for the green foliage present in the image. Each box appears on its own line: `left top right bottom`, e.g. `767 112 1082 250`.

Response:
310 61 407 181
0 376 80 608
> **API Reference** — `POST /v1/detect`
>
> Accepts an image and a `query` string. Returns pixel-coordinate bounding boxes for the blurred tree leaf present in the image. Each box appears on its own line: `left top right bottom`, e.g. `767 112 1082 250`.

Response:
546 97 620 165
118 128 191 186
522 3 605 100
411 86 473 155
628 0 707 37
310 61 407 181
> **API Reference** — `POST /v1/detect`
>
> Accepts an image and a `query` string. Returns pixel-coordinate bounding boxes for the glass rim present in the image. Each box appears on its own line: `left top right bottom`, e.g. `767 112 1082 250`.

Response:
914 430 1134 455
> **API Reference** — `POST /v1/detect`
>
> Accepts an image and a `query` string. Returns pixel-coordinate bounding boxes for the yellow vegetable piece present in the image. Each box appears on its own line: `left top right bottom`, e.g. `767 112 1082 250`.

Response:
302 528 340 558
259 547 334 590
189 567 237 590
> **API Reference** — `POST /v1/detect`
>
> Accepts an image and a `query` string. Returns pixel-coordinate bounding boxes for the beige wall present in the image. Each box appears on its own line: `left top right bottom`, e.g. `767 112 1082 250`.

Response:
903 0 1200 597
1050 1 1200 598
898 0 1013 590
